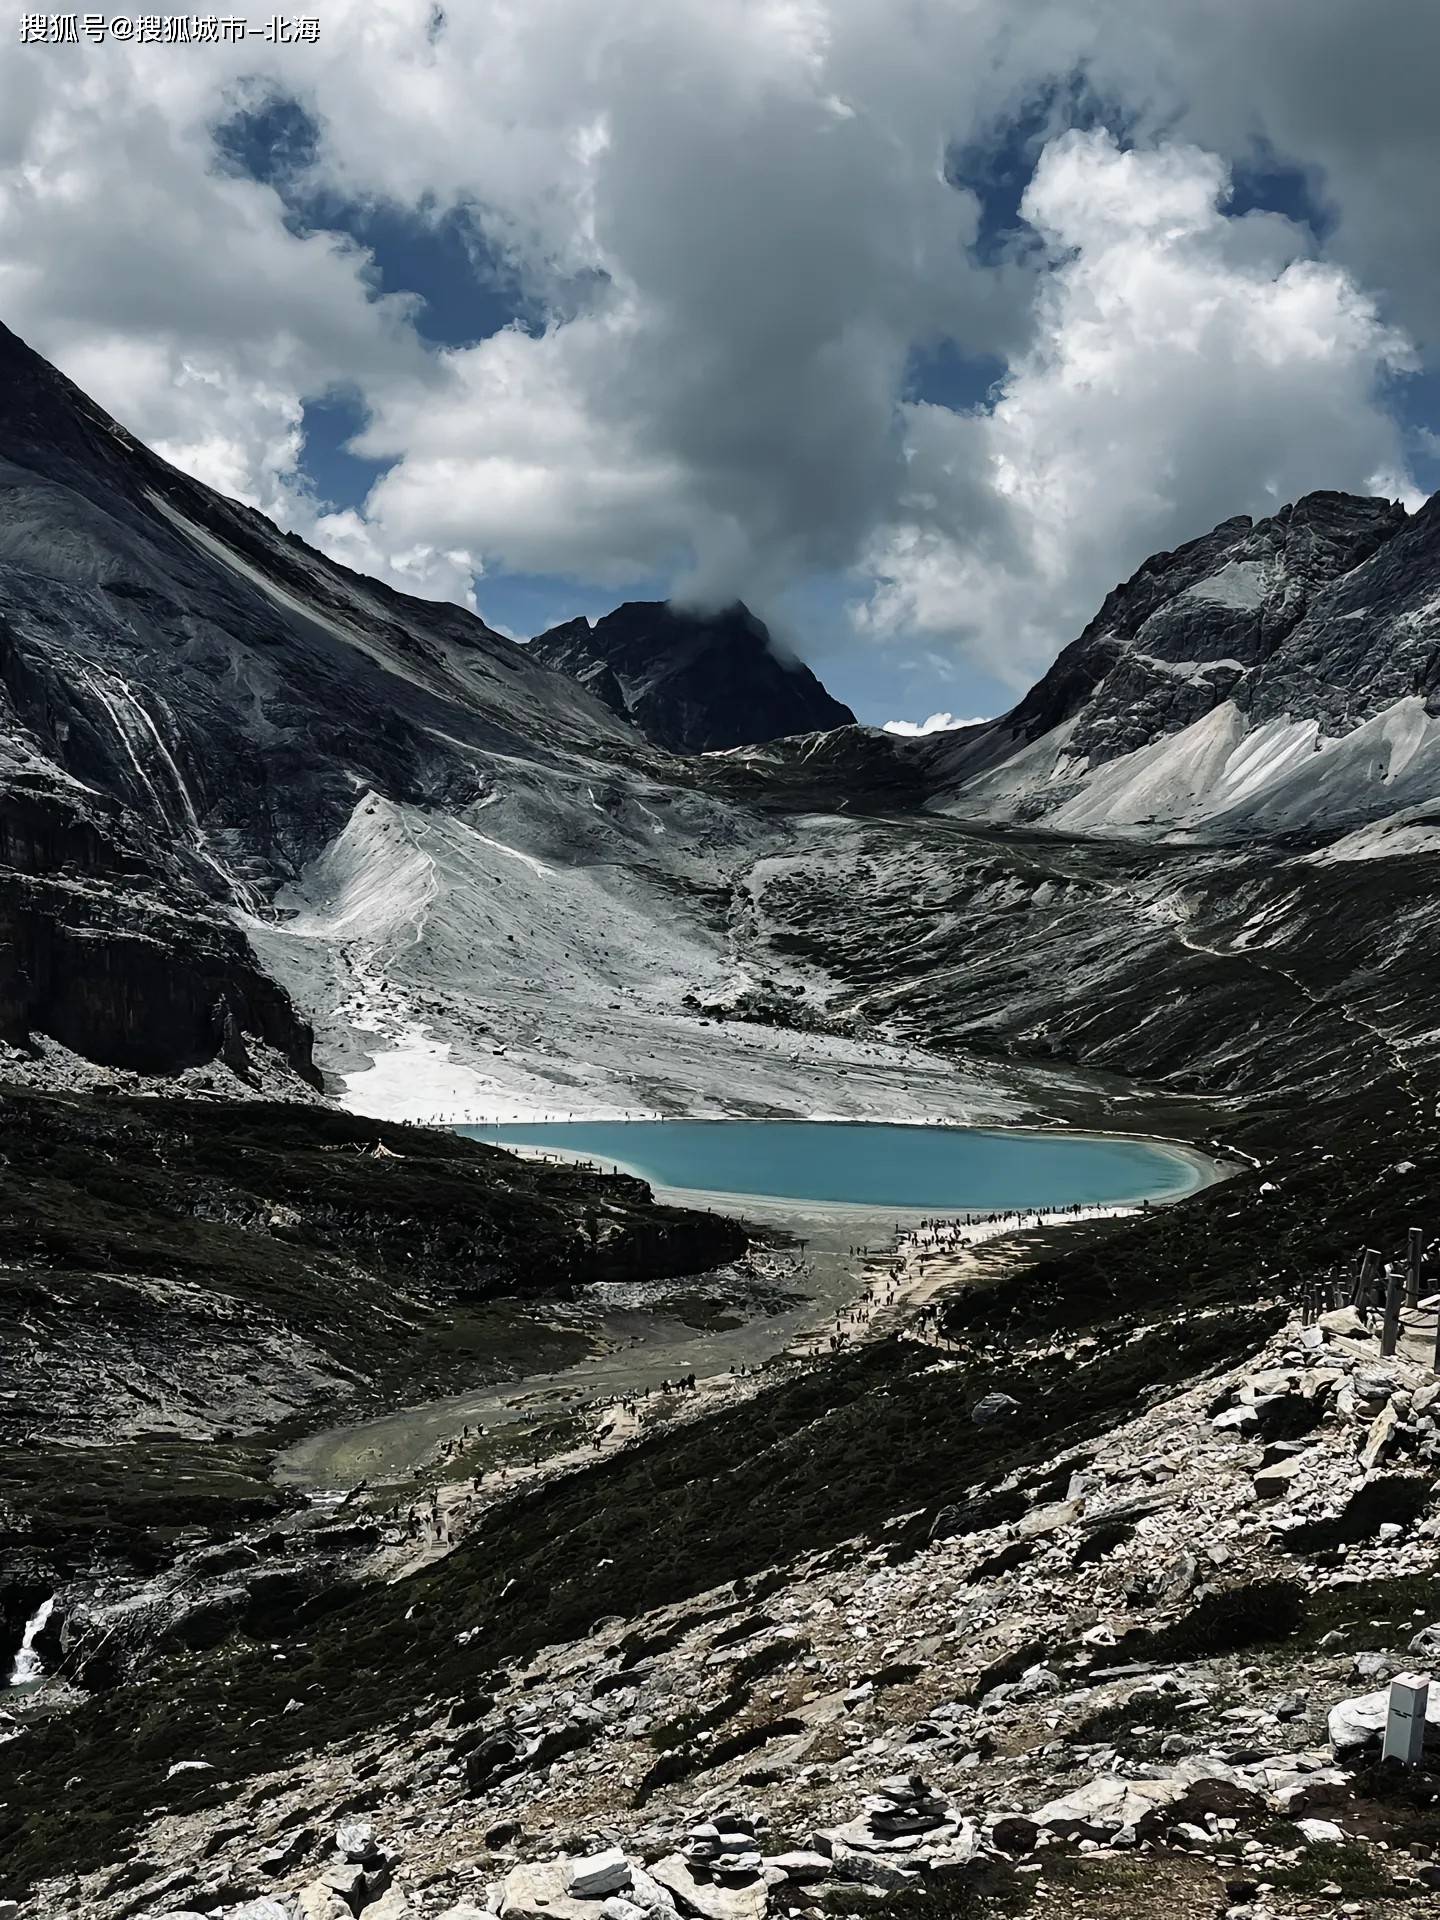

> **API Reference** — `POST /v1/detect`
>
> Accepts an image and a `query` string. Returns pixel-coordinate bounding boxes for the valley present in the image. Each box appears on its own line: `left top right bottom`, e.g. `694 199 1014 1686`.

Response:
0 318 1437 1920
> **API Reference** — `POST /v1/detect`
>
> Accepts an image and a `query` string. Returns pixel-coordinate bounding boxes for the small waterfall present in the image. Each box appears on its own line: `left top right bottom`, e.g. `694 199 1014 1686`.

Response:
8 1594 55 1687
69 657 266 914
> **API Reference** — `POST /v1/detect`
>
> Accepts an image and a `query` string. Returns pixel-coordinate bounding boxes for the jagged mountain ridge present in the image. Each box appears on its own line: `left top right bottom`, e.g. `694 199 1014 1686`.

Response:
722 487 1440 843
530 599 856 753
929 488 1440 838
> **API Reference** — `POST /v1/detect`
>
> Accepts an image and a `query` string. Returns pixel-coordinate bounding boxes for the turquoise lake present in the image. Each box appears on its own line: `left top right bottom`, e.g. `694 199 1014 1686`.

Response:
457 1120 1206 1210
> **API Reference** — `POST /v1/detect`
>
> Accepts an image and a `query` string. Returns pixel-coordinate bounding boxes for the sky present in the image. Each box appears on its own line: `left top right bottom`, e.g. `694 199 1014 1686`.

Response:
2 3 1437 729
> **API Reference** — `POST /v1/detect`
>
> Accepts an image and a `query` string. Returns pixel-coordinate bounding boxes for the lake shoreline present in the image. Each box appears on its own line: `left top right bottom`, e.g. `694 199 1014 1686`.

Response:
457 1115 1231 1214
273 1123 1234 1493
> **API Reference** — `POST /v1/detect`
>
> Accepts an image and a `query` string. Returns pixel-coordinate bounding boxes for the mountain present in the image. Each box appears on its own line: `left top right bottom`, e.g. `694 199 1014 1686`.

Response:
0 318 727 1096
919 488 1440 839
3 314 1440 1156
529 599 856 752
719 486 1440 845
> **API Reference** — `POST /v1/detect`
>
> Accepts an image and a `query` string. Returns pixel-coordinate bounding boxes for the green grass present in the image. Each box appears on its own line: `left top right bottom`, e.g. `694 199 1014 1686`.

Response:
1268 1840 1392 1897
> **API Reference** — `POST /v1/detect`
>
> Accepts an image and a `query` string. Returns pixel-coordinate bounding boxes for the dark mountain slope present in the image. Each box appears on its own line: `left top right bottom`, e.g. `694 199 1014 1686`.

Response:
0 1085 743 1542
0 320 678 1084
530 599 855 752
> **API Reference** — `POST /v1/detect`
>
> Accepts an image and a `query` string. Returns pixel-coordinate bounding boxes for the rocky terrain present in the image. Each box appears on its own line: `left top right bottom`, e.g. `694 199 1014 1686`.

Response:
723 487 1440 843
0 1087 745 1656
4 310 1440 1146
4 1114 1439 1920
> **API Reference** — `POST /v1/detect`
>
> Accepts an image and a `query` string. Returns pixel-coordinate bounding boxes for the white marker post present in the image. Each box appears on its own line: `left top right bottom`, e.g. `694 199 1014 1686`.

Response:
1382 1672 1431 1767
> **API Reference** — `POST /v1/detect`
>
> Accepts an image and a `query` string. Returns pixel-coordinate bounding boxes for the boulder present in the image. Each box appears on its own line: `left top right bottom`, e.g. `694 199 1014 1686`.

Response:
1295 1818 1345 1844
501 1862 604 1920
297 1885 354 1920
626 1867 680 1917
1031 1775 1189 1840
971 1394 1020 1427
335 1822 381 1866
569 1851 633 1900
361 1894 413 1920
764 1853 831 1884
1329 1684 1440 1754
649 1853 768 1920
988 1817 1038 1856
1353 1651 1401 1681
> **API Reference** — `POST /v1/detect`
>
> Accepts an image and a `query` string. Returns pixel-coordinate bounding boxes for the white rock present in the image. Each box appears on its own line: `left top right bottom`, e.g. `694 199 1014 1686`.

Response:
361 1894 413 1920
601 1900 649 1920
649 1854 768 1920
502 1862 608 1920
1295 1818 1345 1844
764 1852 831 1883
569 1850 632 1899
1328 1686 1440 1754
335 1820 379 1864
1031 1775 1186 1839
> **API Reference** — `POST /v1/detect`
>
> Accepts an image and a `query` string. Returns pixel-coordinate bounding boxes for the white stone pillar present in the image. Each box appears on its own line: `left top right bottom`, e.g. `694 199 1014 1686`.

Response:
1382 1672 1431 1767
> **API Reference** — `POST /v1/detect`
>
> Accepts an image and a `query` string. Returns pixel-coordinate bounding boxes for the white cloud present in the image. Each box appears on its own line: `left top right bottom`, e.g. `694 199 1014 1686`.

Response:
0 32 428 568
883 712 989 736
857 129 1417 684
0 3 1431 692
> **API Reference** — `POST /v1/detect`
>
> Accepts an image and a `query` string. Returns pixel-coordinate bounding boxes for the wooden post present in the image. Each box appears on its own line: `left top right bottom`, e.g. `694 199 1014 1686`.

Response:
1352 1247 1381 1321
1381 1264 1405 1358
1407 1227 1423 1310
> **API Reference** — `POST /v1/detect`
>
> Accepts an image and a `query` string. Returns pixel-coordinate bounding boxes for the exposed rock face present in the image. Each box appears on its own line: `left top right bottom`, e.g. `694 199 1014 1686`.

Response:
717 488 1440 840
529 602 854 754
919 488 1440 835
981 491 1408 768
0 317 645 1085
0 779 317 1084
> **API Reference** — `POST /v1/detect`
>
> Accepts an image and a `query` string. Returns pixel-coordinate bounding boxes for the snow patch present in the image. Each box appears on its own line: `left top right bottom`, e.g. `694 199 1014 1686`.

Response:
1181 558 1272 610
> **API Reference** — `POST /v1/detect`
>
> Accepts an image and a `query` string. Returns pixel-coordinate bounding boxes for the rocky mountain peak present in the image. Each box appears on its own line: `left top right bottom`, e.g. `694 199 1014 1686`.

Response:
917 487 1427 837
530 599 856 753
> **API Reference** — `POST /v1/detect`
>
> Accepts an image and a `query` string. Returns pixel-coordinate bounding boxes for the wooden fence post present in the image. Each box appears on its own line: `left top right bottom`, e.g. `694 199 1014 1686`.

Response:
1352 1247 1381 1322
1407 1227 1423 1310
1380 1264 1405 1359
